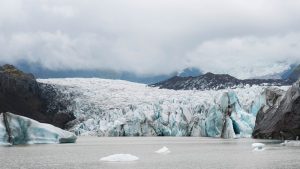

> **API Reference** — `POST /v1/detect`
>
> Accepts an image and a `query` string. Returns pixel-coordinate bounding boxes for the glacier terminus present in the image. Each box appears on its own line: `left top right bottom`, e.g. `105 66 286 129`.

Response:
38 78 289 138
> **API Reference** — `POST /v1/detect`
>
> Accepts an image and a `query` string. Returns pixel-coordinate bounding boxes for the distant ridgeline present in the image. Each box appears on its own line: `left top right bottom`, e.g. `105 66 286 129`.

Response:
14 62 203 84
151 63 300 91
150 72 296 90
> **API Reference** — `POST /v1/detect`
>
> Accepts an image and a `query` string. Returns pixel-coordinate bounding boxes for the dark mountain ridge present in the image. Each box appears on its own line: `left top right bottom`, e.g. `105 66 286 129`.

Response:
151 72 294 90
11 62 202 84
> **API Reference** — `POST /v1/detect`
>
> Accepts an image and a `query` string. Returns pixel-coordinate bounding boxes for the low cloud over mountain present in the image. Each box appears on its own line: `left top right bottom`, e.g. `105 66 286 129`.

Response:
1 0 300 78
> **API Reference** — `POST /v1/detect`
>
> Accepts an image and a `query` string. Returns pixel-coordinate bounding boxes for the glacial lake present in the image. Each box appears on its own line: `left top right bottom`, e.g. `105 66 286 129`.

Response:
1 137 300 169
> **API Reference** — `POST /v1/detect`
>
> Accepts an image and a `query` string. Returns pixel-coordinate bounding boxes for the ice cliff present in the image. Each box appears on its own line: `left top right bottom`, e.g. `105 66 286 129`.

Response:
38 78 289 138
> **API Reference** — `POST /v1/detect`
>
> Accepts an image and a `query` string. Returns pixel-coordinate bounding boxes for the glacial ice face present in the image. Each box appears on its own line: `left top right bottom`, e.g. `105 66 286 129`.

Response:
221 116 236 139
0 114 9 145
38 78 289 138
0 113 77 145
249 94 266 116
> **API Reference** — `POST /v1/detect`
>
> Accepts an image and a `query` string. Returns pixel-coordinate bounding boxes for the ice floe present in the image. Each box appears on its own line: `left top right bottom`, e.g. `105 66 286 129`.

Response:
0 112 77 145
100 154 139 162
252 143 266 151
281 140 300 147
155 146 171 154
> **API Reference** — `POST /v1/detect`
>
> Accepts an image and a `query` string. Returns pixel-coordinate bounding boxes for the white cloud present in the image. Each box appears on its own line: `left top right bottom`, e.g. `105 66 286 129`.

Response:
0 0 300 77
42 5 75 18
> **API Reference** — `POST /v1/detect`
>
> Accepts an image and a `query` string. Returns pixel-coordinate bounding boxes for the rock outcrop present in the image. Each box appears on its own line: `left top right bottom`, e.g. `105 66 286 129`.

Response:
253 80 300 139
0 64 75 129
288 64 300 82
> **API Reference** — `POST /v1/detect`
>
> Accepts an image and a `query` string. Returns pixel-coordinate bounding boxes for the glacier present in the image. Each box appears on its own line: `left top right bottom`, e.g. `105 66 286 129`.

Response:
0 112 77 145
38 78 289 138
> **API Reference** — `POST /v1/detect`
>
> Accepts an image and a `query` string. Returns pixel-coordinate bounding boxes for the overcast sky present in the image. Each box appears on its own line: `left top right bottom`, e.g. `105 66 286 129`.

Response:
1 0 300 78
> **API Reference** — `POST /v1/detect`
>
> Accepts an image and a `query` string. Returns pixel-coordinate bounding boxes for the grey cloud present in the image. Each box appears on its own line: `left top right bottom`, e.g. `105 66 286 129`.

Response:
186 33 300 78
0 0 300 77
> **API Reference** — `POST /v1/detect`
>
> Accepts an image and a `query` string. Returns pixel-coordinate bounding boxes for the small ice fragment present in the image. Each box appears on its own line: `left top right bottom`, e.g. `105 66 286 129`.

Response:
100 154 139 162
252 143 265 152
252 147 265 152
252 143 265 148
281 140 300 147
155 146 170 154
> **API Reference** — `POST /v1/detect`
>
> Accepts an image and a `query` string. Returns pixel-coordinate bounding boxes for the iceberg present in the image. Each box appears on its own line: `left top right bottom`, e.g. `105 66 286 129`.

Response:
252 147 265 152
0 112 77 145
252 143 265 148
100 154 139 162
281 141 300 147
155 146 171 154
252 143 266 152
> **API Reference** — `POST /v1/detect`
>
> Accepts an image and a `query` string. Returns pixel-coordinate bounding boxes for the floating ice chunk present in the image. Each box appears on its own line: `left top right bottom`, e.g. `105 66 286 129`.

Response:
0 112 77 145
155 146 171 154
281 140 300 146
100 154 139 162
252 143 265 151
252 143 265 148
252 147 265 152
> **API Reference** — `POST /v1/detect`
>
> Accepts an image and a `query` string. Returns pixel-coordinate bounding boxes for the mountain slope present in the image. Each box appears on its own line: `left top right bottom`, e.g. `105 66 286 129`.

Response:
288 64 300 81
151 72 293 90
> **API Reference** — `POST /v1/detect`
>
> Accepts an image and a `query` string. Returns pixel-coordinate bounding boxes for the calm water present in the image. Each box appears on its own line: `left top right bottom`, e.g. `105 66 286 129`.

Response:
1 137 300 169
